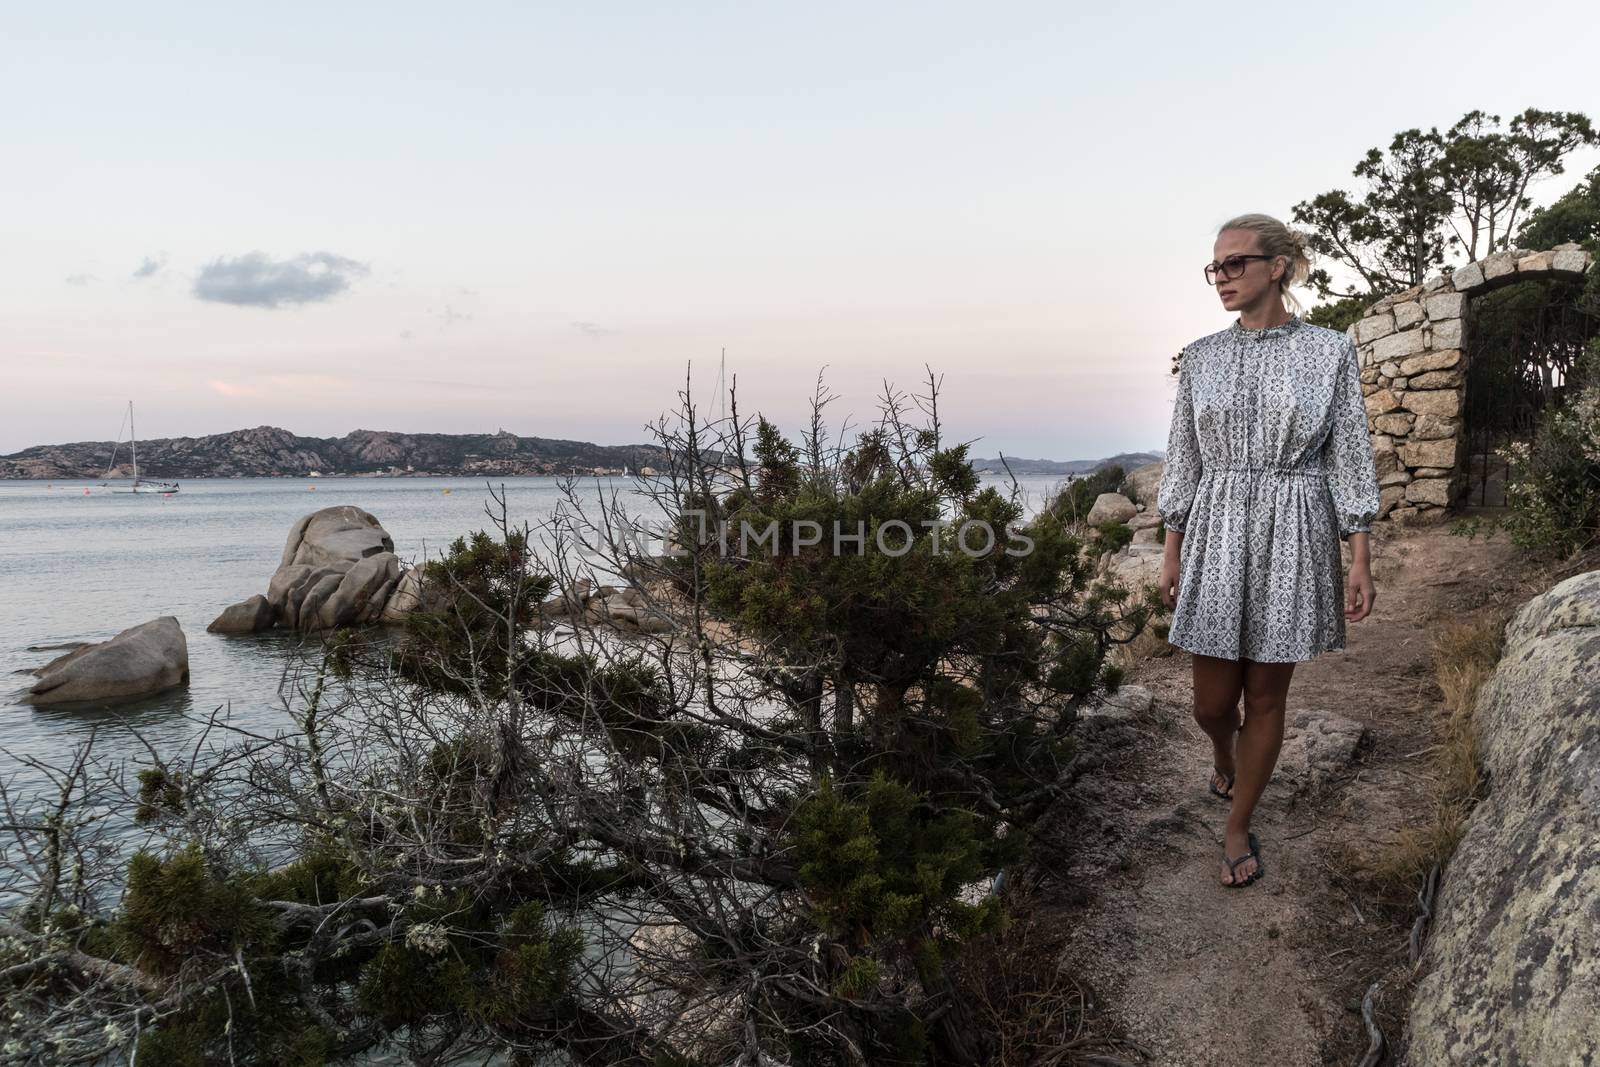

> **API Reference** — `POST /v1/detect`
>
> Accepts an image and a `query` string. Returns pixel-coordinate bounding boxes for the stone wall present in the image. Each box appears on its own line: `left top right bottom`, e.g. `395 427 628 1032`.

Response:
1348 243 1594 523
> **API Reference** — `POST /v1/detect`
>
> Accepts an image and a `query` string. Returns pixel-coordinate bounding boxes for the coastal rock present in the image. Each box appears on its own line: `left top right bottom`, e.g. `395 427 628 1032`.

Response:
1106 542 1164 592
24 617 189 705
211 506 413 633
536 578 679 636
281 506 393 569
539 578 593 619
311 550 400 630
380 568 424 624
1121 462 1165 507
1406 569 1600 1065
207 594 277 634
1087 493 1138 527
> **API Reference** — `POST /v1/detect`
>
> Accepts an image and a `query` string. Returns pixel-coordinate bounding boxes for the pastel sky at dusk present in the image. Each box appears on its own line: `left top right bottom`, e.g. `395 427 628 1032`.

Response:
4 1 1597 458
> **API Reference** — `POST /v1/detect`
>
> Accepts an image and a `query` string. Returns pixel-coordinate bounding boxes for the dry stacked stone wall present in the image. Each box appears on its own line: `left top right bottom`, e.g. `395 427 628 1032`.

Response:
1348 243 1594 523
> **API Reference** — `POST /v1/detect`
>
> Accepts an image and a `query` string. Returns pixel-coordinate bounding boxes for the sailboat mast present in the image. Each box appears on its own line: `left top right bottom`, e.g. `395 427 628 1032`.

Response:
129 401 139 485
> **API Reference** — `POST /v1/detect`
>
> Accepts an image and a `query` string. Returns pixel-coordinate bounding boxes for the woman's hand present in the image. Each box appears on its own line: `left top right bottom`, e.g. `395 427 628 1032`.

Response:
1345 560 1376 622
1159 533 1182 610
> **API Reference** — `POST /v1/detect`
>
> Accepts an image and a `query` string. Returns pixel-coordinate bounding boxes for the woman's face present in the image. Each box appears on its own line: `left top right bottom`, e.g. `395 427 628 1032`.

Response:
1210 229 1284 313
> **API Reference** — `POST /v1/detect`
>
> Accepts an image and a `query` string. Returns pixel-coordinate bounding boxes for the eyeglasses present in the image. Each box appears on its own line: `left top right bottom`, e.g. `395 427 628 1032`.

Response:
1204 254 1276 285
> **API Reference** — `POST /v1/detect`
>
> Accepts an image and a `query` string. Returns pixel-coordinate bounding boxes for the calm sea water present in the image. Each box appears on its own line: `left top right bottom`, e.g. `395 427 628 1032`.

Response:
0 472 1074 1063
0 473 1072 811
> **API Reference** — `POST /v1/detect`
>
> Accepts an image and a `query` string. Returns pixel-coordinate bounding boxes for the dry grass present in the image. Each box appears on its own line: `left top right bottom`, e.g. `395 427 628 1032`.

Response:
1360 612 1508 906
948 886 1146 1067
1106 619 1173 674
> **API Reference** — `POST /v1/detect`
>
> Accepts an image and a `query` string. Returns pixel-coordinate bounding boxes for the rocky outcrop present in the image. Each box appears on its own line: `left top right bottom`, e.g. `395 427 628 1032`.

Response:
538 578 678 635
24 617 189 705
379 568 424 624
1087 492 1138 527
209 507 415 633
1083 463 1169 593
1406 569 1600 1064
1120 462 1165 507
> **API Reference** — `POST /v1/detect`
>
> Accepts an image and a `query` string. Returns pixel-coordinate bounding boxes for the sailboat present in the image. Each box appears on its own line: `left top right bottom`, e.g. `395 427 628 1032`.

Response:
102 401 180 494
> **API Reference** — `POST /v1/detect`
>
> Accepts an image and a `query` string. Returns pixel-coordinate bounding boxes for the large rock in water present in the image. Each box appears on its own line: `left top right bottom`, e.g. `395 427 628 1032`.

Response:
24 617 189 705
207 594 275 634
1405 569 1600 1064
208 506 414 633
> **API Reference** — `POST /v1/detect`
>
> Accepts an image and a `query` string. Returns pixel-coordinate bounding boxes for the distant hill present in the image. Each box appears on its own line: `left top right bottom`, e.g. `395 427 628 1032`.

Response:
968 451 1164 477
0 427 674 480
0 427 1163 481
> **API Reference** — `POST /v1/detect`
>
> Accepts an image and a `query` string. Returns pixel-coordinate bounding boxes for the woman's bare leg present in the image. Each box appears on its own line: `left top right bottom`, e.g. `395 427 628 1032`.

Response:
1221 657 1296 884
1192 653 1245 796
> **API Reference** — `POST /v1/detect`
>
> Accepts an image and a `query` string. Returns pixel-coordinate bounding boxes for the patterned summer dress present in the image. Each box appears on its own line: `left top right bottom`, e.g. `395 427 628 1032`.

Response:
1156 313 1382 662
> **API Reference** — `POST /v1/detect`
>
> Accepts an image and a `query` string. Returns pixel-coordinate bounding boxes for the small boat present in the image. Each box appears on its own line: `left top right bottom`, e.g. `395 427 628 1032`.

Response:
102 401 180 494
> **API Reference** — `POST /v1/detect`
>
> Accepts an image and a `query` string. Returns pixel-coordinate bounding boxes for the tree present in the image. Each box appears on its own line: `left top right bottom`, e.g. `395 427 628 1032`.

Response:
1439 109 1597 262
1519 163 1600 253
0 368 1151 1065
1293 108 1596 309
1294 128 1454 301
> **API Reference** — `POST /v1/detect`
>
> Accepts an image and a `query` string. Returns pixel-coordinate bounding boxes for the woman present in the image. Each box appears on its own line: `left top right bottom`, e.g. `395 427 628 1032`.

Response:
1156 213 1382 889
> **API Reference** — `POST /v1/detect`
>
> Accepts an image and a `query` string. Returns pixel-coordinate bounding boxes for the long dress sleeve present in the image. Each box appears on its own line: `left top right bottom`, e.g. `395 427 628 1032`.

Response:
1322 336 1381 540
1157 346 1202 534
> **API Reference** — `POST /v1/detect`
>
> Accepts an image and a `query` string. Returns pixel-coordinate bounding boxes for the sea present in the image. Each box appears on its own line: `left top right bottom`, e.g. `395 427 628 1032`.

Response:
0 472 1078 1062
0 473 1075 816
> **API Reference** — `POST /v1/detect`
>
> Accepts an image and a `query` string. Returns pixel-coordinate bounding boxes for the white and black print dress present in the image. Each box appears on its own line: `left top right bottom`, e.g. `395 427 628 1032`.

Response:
1156 314 1382 663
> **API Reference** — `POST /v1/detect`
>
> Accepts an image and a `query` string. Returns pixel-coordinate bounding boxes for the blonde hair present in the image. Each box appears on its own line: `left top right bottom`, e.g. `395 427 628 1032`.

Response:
1217 213 1313 315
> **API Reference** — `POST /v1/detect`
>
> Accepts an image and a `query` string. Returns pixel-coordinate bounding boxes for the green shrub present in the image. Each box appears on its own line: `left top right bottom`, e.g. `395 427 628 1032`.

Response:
1496 337 1600 554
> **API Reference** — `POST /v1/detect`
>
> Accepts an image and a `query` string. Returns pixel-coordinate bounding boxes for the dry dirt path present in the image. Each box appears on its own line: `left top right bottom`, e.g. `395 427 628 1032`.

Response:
1032 515 1572 1066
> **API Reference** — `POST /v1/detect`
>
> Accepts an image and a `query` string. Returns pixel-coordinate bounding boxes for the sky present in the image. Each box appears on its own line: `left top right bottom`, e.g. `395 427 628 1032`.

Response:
3 1 1598 460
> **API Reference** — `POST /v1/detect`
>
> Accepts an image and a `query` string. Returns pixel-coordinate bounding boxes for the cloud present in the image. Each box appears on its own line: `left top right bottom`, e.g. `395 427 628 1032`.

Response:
65 272 95 286
435 303 472 327
572 321 614 337
193 251 369 308
132 255 166 280
208 379 259 398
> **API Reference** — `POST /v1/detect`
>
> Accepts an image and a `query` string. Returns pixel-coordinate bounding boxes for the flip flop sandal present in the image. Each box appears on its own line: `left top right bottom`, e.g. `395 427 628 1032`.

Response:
1223 832 1264 889
1208 767 1236 801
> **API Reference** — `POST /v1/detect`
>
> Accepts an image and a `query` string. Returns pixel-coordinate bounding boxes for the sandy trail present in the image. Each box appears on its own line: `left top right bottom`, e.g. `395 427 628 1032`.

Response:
1036 515 1568 1066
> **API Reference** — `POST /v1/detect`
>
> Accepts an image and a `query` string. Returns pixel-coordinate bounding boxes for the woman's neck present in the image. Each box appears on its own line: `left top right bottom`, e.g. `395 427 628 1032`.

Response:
1237 299 1294 330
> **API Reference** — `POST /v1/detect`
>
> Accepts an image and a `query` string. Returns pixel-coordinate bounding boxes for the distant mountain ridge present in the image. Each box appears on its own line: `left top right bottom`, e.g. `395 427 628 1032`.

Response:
0 427 1162 481
968 451 1164 476
0 426 672 480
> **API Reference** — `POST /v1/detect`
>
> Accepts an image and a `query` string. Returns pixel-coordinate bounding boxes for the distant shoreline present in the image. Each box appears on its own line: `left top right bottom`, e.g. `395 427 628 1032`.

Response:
2 424 1162 481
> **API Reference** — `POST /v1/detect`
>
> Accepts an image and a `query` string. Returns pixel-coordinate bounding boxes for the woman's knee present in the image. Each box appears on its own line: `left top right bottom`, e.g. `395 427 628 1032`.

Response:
1192 698 1238 729
1241 692 1287 720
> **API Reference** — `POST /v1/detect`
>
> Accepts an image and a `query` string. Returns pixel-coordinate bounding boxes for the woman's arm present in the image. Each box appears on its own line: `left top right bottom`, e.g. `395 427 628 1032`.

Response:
1323 336 1381 543
1157 346 1203 536
1324 337 1381 622
1158 347 1200 608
